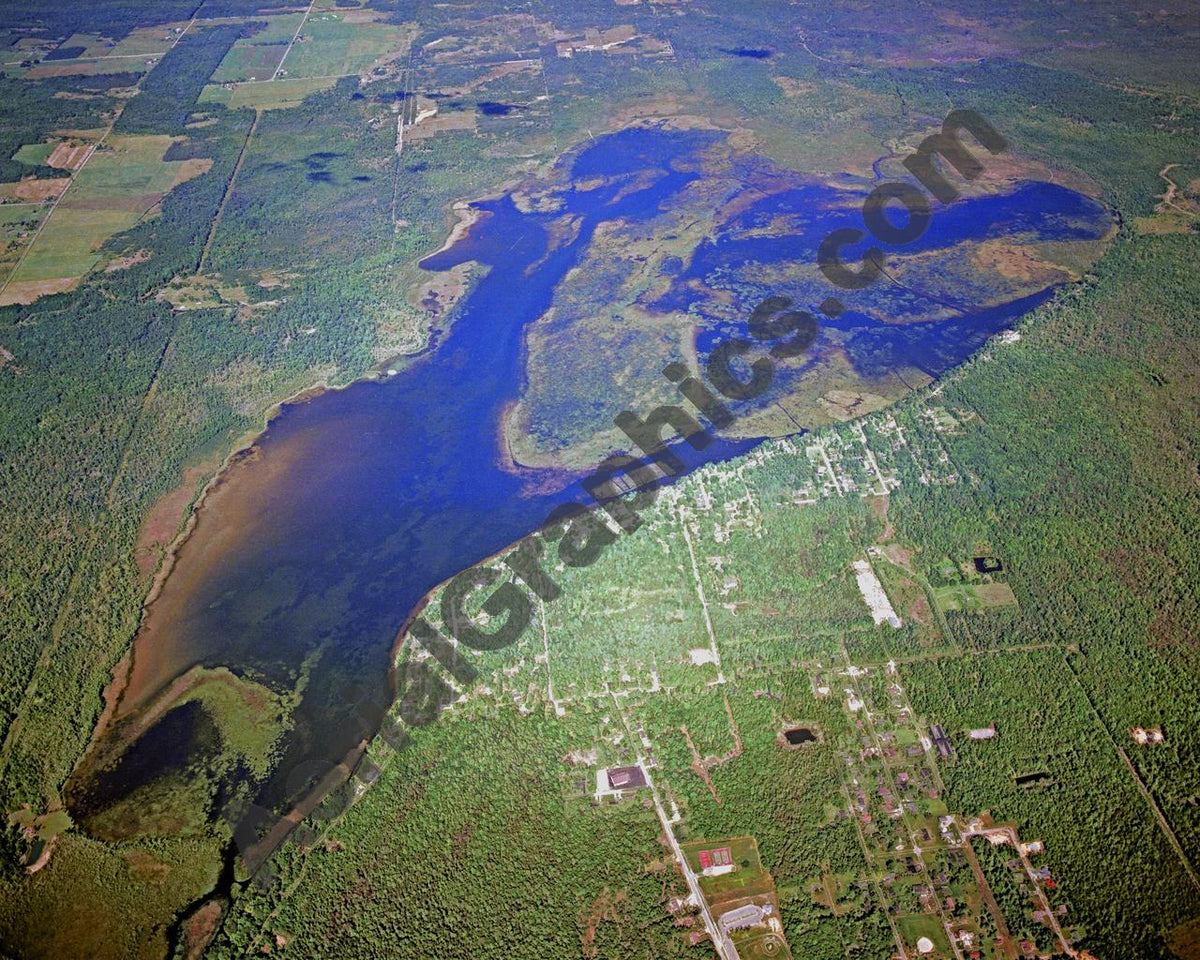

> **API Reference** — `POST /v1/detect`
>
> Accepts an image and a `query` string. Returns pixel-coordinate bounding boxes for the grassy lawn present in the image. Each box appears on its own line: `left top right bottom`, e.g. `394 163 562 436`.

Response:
896 912 952 956
933 582 1018 613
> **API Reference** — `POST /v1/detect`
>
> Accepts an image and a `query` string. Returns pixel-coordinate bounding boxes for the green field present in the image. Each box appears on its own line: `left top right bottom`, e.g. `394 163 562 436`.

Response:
933 582 1019 613
206 13 308 84
278 13 411 79
895 914 952 956
198 75 341 111
4 134 205 292
12 142 54 166
0 203 47 285
209 42 287 84
683 836 768 892
54 27 179 60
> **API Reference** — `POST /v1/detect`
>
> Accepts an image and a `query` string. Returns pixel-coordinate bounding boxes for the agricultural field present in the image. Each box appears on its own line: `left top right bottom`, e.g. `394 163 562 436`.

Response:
11 142 55 166
0 134 209 305
48 25 182 60
207 13 305 83
209 42 287 84
0 203 47 287
198 75 340 111
10 23 186 79
931 582 1018 614
275 11 413 80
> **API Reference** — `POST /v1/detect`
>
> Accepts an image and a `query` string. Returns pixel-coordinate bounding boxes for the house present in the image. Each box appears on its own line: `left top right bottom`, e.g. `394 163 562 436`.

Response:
969 725 996 740
607 765 647 791
930 724 954 760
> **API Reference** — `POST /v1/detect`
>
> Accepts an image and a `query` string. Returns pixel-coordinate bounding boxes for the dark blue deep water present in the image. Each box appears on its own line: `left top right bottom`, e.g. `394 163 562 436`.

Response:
95 126 1110 816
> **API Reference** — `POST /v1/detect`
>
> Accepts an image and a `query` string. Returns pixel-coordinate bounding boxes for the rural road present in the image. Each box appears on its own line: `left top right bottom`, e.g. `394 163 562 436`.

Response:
607 686 736 960
963 824 1076 958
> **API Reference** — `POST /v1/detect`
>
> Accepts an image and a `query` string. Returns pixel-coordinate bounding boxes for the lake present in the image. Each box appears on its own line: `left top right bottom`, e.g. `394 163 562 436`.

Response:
73 124 1110 826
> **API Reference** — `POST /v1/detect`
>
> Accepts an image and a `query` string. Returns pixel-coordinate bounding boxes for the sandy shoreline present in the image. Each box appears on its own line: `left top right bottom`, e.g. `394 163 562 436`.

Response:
428 202 487 257
86 377 357 757
83 188 504 774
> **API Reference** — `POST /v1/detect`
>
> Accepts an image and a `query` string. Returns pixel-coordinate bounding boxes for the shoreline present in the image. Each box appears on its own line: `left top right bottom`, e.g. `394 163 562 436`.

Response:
79 128 1117 838
426 202 487 258
85 375 371 759
79 184 506 783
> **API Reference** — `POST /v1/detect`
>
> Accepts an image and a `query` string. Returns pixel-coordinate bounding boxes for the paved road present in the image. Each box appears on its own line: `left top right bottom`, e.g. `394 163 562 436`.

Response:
963 824 1076 958
607 687 736 960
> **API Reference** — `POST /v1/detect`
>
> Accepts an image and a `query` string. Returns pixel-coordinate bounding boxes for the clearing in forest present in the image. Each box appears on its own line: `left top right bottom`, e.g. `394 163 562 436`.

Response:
0 135 210 305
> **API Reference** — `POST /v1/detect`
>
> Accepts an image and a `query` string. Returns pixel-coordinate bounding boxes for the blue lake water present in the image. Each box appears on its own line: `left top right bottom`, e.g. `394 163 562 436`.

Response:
84 125 1110 819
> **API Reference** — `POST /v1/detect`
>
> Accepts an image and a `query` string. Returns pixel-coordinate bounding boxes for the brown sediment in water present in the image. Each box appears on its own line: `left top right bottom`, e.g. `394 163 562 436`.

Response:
111 430 315 728
85 178 527 774
495 397 587 492
88 374 380 758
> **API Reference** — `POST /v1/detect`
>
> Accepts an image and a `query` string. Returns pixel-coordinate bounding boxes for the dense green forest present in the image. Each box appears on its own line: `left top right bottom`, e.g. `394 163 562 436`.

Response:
219 223 1200 956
